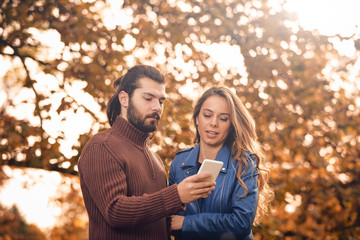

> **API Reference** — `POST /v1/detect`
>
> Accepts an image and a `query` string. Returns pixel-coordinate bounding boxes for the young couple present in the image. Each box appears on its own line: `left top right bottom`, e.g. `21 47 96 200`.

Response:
78 65 273 240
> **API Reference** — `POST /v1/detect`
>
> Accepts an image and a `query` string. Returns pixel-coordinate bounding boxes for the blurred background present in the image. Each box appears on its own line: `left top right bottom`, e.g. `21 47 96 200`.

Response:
0 0 359 239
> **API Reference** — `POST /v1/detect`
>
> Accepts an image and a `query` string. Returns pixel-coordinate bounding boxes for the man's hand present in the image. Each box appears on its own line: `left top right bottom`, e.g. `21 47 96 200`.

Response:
177 173 216 203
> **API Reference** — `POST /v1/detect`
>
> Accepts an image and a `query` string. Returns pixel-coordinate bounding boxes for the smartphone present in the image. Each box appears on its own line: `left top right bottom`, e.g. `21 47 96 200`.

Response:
197 159 224 182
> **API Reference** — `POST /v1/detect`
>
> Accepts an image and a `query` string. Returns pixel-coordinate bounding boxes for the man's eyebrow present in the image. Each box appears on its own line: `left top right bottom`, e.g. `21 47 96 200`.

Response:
143 92 167 100
203 108 230 116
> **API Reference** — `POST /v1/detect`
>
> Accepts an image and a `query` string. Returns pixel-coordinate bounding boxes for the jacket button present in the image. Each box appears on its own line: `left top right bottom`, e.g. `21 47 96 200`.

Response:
182 163 184 166
222 168 225 171
187 171 189 174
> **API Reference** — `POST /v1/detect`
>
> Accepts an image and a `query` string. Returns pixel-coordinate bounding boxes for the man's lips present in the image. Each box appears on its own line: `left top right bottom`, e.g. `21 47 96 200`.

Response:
146 113 160 120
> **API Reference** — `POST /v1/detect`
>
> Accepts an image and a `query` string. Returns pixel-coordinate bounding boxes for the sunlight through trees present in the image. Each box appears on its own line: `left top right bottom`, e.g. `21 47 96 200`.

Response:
0 0 359 239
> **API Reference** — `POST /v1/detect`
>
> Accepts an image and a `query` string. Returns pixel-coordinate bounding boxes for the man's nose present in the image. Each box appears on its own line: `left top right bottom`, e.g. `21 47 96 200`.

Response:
152 100 162 113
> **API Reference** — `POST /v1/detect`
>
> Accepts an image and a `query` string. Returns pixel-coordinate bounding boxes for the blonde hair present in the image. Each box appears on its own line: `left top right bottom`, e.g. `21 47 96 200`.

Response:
193 86 274 224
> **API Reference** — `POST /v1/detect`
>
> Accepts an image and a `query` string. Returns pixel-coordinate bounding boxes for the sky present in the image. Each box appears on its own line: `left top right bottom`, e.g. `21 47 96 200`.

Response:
284 0 360 37
1 0 360 233
0 166 84 230
286 0 360 95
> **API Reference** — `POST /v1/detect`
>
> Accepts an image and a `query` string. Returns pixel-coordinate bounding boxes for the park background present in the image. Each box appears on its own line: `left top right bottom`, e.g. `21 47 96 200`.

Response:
0 0 359 239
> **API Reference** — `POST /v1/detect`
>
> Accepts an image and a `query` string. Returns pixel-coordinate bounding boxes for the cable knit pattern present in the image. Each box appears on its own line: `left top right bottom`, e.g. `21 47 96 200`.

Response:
78 116 184 240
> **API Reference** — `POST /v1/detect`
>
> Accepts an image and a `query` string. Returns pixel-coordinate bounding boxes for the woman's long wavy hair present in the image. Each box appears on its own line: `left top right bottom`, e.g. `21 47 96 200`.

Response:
193 86 274 224
106 65 165 126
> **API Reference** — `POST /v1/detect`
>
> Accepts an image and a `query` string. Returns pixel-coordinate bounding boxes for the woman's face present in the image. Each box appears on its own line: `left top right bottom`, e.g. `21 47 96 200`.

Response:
196 95 231 148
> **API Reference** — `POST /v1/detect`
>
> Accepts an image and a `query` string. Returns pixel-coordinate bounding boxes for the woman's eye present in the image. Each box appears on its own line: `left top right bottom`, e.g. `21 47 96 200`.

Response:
220 118 229 122
145 98 151 101
204 114 211 118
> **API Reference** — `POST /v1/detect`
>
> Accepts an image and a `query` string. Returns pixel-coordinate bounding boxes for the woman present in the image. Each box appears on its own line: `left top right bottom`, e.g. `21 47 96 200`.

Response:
169 87 274 240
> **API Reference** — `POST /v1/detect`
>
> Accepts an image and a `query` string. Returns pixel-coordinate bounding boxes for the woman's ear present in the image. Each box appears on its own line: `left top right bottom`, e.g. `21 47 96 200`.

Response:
118 91 129 108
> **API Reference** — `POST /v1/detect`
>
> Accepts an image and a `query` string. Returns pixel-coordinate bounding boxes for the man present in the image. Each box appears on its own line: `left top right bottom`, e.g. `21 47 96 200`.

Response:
78 65 215 240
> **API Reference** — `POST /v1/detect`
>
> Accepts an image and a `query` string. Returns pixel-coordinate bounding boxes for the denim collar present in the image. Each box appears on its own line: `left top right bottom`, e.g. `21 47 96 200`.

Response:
180 144 232 173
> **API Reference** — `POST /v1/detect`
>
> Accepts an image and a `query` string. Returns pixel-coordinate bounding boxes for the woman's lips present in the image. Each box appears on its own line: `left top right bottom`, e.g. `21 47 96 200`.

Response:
206 131 219 137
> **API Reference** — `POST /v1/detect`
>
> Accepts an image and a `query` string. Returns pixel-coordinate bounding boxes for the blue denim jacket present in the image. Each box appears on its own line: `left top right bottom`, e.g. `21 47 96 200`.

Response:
169 144 258 240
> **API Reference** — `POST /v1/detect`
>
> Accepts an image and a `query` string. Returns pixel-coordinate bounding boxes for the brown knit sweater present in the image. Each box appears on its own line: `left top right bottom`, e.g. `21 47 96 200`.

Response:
78 116 184 240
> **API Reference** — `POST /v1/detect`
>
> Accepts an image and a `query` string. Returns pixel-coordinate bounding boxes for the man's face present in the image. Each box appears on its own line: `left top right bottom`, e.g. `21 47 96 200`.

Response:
126 77 166 133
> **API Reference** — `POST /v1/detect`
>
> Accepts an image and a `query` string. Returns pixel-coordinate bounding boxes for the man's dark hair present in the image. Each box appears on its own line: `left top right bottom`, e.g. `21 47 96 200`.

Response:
106 65 165 126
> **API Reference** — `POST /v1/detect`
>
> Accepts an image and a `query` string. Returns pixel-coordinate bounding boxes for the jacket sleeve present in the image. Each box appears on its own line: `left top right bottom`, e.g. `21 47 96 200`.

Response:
168 157 178 186
79 142 184 228
181 169 259 239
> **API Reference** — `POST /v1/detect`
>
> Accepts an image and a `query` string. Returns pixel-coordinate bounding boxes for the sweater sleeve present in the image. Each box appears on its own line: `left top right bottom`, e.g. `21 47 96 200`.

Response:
79 142 184 228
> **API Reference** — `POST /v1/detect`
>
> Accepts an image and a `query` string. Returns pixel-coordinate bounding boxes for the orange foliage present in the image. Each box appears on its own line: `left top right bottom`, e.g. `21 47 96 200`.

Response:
0 0 359 239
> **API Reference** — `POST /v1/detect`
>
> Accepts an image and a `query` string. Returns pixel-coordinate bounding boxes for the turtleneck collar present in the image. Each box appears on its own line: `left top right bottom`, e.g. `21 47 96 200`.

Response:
111 116 150 147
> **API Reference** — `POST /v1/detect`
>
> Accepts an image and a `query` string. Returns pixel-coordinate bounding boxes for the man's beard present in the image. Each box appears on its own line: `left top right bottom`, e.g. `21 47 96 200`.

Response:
127 99 160 133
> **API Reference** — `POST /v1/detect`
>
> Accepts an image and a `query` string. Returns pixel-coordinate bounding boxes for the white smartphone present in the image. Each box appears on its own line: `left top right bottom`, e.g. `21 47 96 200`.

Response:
197 159 224 182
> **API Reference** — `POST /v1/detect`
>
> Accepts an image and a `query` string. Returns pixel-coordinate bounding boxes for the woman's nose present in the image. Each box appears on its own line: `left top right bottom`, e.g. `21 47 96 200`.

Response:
210 117 218 127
